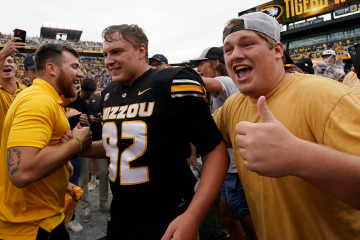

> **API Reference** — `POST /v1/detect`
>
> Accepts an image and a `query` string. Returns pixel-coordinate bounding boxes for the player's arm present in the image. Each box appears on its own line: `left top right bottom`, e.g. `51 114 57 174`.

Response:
235 96 360 210
79 140 106 158
7 125 91 188
162 67 229 240
202 77 223 93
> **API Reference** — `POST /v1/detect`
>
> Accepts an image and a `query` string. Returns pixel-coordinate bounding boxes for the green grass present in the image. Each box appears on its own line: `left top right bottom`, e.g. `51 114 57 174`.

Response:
97 209 217 240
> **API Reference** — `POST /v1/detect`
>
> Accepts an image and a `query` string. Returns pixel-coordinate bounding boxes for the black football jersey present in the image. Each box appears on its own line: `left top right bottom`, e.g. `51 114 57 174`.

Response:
101 67 223 224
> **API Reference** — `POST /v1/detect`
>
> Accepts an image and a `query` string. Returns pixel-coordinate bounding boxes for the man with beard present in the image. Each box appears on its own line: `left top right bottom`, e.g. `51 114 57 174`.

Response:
0 43 92 240
0 38 27 146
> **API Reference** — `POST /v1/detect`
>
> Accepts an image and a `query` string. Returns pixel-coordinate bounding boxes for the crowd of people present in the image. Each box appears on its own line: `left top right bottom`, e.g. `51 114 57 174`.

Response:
5 54 109 88
1 12 360 240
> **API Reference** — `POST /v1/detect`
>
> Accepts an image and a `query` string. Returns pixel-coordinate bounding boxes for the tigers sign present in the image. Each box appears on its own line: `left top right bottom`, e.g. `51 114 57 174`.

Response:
238 0 359 24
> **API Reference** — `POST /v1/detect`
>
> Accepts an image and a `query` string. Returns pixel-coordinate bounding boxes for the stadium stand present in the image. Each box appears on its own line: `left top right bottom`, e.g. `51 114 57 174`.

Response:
287 28 360 62
0 32 111 87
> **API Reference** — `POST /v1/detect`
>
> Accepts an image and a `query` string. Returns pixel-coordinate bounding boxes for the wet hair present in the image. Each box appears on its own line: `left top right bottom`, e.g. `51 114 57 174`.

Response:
81 78 97 92
209 60 229 76
102 24 149 61
35 43 79 77
224 18 286 64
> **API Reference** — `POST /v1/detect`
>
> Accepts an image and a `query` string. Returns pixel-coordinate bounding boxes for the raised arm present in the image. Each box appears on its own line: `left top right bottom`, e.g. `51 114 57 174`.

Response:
0 38 26 66
202 77 223 93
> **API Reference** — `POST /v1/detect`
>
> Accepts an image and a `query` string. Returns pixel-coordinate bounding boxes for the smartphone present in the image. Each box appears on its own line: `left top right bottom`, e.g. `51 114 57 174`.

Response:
348 44 360 78
13 29 26 51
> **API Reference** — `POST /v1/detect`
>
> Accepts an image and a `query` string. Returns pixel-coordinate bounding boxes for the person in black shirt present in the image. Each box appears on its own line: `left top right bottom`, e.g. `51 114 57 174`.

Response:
62 24 229 240
78 78 110 223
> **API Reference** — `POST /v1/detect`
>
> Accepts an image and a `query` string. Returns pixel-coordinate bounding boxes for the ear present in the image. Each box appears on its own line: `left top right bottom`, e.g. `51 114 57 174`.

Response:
138 43 147 60
46 63 57 77
274 42 284 61
213 60 220 69
24 70 28 77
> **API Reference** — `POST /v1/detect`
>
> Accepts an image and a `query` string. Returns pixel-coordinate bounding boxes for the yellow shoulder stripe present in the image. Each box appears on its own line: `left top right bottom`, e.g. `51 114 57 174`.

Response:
171 85 205 95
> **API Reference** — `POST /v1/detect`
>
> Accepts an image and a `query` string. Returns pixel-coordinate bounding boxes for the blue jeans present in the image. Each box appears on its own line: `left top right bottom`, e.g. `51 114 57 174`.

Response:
69 156 82 221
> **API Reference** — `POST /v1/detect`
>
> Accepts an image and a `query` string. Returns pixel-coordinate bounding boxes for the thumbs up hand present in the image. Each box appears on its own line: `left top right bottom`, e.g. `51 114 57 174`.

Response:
235 96 299 178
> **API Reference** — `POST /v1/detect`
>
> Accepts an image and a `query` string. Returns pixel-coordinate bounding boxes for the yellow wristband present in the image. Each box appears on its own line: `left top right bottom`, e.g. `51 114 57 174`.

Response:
72 137 82 153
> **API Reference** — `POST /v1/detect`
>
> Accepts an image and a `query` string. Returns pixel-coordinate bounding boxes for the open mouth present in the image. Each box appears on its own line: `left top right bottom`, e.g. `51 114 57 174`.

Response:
234 65 252 80
3 68 11 73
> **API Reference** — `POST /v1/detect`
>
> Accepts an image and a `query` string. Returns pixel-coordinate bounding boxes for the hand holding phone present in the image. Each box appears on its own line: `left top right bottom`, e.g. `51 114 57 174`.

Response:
0 38 26 58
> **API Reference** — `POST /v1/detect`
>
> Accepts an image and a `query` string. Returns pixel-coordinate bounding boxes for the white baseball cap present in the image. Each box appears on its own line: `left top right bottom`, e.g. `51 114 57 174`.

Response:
223 12 281 42
322 50 336 56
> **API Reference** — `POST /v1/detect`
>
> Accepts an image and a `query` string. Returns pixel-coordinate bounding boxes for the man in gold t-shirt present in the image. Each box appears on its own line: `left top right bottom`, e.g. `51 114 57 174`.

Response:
0 43 92 240
215 12 360 240
0 38 27 146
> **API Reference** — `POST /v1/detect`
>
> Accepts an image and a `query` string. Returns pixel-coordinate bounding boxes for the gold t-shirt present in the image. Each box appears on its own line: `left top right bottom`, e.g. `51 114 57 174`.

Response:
0 80 27 146
214 73 360 239
343 71 360 94
0 79 70 240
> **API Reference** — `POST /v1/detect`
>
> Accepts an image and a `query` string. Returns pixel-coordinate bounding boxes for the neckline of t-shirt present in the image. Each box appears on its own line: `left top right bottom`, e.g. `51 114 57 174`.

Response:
249 73 295 105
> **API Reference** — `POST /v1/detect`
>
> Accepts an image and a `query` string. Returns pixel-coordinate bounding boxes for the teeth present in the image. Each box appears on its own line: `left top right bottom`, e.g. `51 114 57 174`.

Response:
111 68 120 72
235 66 250 71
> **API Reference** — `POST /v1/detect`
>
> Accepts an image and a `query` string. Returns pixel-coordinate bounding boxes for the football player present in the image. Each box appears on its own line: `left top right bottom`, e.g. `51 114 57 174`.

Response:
62 24 229 240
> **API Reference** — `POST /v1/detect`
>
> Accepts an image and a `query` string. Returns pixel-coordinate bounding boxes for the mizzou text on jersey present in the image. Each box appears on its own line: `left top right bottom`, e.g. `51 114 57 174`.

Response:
102 66 223 239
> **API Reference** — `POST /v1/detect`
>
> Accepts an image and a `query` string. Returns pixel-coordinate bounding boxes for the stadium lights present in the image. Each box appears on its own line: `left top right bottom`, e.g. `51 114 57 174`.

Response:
42 22 83 31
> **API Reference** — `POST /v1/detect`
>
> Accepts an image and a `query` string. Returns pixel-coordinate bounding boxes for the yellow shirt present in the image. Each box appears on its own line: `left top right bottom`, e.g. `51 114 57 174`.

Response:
0 81 27 146
0 79 70 240
343 71 360 94
214 73 360 240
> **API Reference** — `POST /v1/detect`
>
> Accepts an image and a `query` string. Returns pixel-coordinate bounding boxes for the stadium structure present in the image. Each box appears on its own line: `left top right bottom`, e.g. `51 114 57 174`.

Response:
0 23 110 87
239 0 360 71
0 22 104 59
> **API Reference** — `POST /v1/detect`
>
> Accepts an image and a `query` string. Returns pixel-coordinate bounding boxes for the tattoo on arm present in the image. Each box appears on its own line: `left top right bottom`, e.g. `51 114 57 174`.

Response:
7 149 14 172
7 148 22 176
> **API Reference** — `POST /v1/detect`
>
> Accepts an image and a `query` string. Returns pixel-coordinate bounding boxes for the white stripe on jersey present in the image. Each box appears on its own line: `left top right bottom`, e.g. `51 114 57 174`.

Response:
172 79 202 86
171 93 205 98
